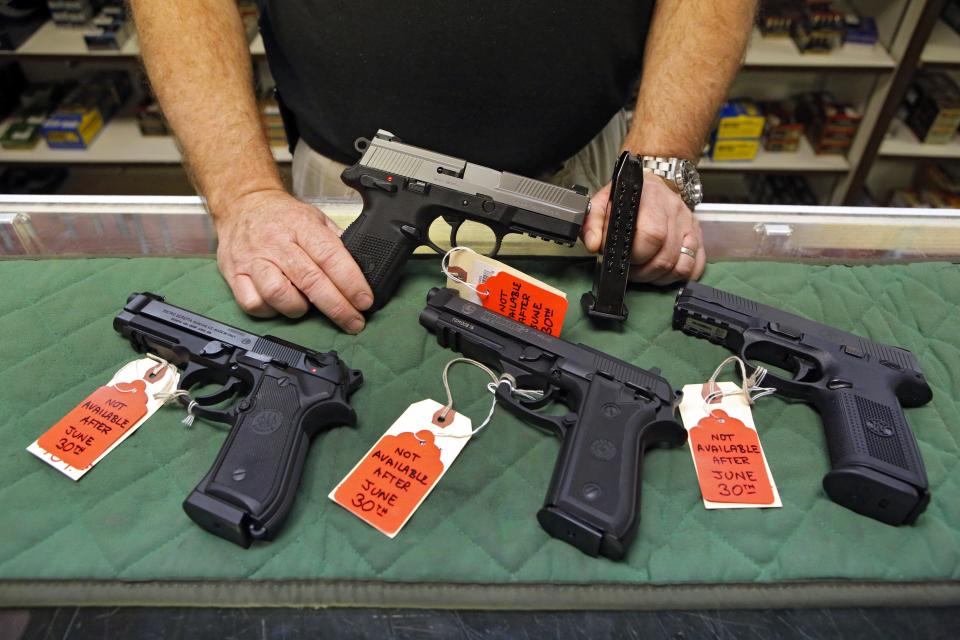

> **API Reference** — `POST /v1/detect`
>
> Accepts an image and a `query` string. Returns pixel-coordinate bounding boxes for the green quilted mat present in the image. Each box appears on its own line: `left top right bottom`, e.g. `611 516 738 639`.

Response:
1 257 958 609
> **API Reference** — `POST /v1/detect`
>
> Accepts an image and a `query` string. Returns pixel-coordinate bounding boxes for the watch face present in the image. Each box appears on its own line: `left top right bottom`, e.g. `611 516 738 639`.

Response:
679 160 703 207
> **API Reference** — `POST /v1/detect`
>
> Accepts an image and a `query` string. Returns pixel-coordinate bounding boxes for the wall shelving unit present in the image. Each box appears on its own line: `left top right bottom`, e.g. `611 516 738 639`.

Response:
0 1 955 205
0 18 278 175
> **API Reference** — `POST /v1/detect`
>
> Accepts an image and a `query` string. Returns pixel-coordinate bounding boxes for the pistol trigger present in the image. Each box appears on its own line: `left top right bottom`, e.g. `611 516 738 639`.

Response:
190 405 235 425
192 376 245 407
448 218 463 248
494 383 566 436
489 231 505 257
791 356 816 382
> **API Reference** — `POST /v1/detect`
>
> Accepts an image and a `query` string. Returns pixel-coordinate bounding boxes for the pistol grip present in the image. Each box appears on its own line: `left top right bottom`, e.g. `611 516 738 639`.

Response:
537 375 686 560
183 367 355 547
340 210 419 314
817 388 929 525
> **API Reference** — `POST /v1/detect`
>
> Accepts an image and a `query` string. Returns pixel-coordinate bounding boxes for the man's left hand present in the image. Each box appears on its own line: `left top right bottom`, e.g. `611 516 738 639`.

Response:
582 175 706 284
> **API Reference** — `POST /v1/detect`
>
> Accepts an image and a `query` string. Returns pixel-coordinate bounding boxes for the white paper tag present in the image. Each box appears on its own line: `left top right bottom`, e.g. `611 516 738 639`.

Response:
445 249 569 336
329 399 473 537
678 381 782 509
27 357 180 480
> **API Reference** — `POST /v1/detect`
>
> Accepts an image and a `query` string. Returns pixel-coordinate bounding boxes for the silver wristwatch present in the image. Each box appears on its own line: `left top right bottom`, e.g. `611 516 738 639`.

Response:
639 156 703 210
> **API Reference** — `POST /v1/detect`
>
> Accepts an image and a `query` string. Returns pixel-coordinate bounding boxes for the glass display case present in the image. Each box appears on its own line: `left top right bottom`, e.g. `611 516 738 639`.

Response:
1 195 959 262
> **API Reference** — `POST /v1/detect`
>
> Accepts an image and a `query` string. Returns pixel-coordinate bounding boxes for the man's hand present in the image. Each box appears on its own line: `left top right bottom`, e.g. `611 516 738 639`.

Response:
582 176 706 285
214 189 373 333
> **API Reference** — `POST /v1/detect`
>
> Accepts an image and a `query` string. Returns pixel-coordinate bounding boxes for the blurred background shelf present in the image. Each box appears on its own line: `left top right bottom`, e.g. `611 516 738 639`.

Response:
921 19 960 66
0 117 291 164
0 20 266 57
6 21 893 67
701 137 850 173
742 27 896 69
879 123 960 158
2 1 958 207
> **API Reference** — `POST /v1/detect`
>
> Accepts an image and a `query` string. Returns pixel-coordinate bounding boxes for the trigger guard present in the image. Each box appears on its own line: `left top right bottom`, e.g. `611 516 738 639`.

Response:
192 377 245 406
178 362 211 391
740 344 789 391
514 387 554 411
494 383 566 435
178 376 245 426
423 237 447 256
477 231 506 259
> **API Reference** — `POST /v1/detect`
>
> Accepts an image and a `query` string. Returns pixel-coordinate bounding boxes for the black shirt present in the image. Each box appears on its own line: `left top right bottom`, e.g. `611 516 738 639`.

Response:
259 1 653 175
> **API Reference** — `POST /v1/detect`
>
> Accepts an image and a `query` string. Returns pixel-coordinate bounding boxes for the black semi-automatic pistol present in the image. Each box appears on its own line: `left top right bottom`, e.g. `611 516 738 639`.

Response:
115 293 363 547
420 287 685 560
341 129 590 312
673 281 932 525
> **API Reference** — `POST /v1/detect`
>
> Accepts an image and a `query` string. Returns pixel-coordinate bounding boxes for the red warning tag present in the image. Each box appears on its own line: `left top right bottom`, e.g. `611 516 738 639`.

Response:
445 249 568 336
37 381 150 471
476 271 567 337
27 357 179 480
688 409 775 504
330 399 473 537
678 381 781 509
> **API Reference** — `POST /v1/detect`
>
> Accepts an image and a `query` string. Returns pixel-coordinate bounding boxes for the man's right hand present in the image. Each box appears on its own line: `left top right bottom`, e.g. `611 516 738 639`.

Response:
214 189 373 333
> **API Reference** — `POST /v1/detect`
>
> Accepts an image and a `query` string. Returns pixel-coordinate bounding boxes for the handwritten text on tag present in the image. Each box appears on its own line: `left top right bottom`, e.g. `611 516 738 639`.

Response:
678 381 781 509
330 399 472 537
446 250 567 336
27 357 179 480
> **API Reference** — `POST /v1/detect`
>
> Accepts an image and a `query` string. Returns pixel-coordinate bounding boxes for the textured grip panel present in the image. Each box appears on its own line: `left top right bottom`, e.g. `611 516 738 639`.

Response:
208 374 302 515
341 222 416 309
539 375 686 559
854 395 908 469
819 388 928 525
825 390 921 474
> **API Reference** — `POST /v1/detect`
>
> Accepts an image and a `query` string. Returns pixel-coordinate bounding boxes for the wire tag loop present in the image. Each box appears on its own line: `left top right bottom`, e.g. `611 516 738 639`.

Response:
703 355 777 415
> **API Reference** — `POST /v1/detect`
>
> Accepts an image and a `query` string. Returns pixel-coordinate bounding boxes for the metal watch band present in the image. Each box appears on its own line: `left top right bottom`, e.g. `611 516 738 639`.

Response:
639 155 702 210
639 156 679 180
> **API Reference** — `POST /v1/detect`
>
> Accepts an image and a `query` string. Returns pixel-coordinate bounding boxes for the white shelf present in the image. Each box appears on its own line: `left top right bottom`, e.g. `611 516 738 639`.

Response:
0 117 291 164
879 123 960 158
6 22 892 69
1 20 266 57
699 136 850 172
16 20 140 56
743 28 895 70
921 20 960 66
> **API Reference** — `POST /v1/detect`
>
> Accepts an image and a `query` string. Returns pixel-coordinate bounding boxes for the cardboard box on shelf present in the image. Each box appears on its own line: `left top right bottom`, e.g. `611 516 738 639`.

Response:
716 100 765 139
710 138 762 161
795 91 861 156
903 72 960 145
41 109 103 149
761 100 804 152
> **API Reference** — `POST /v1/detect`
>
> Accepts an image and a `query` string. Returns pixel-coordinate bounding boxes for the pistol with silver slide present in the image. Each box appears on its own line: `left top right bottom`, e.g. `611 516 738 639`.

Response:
340 130 590 312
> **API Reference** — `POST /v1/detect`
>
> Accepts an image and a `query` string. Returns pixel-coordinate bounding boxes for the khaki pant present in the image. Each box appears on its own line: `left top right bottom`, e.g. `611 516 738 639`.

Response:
291 111 629 199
